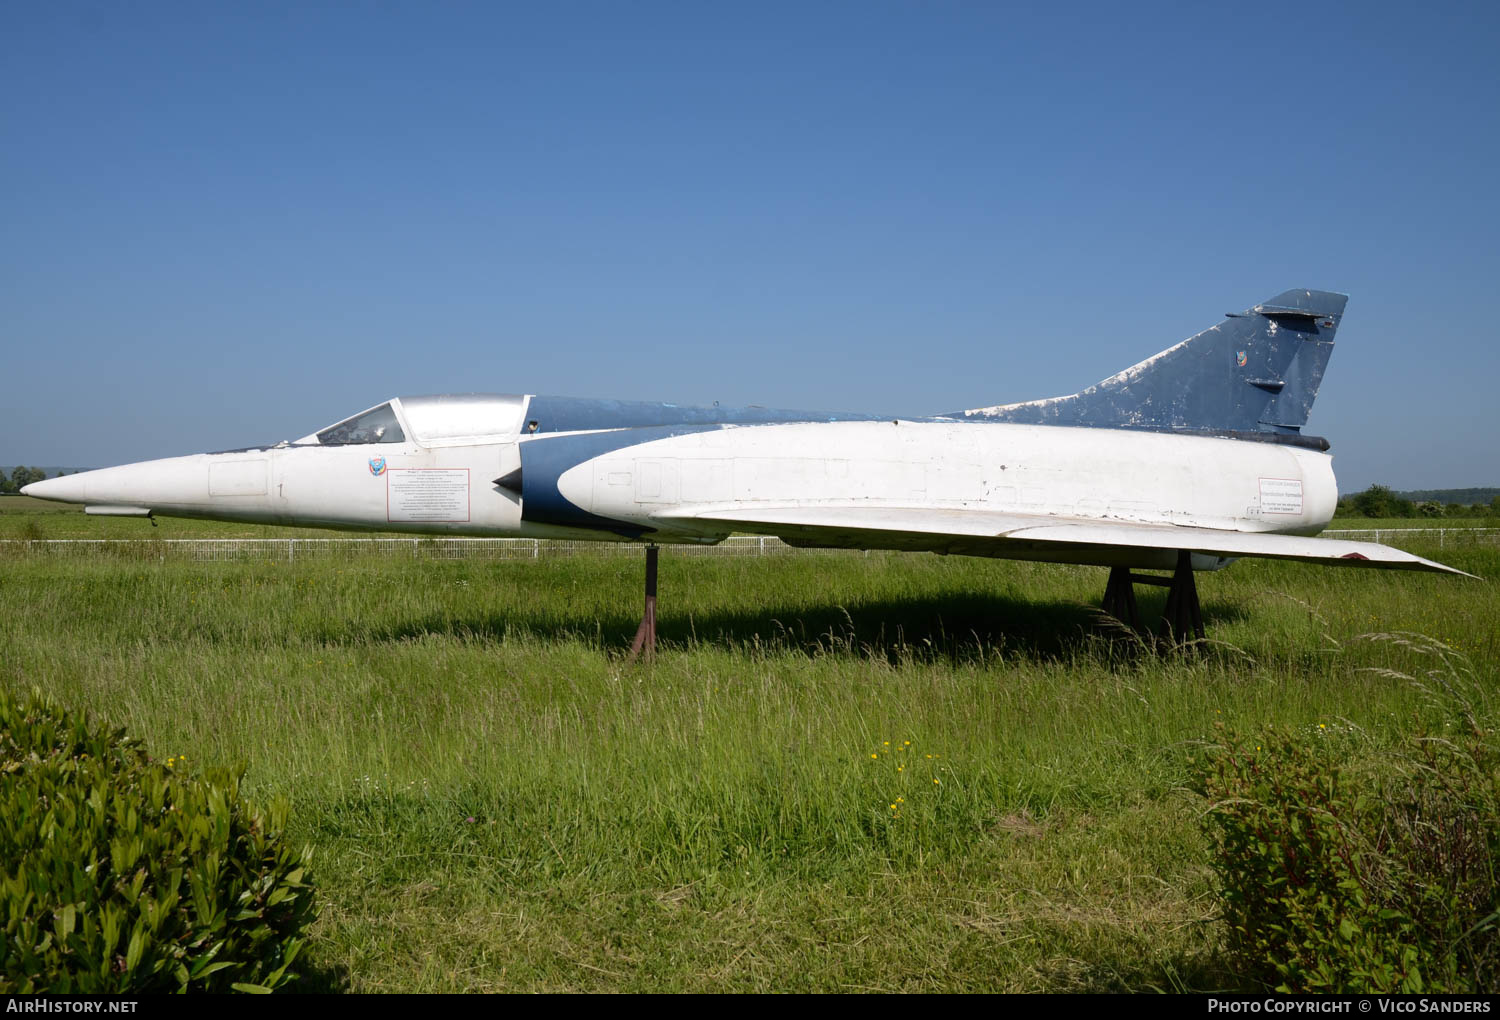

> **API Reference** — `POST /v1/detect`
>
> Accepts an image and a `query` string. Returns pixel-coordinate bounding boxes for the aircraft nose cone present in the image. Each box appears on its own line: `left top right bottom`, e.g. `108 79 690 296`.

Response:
20 475 88 503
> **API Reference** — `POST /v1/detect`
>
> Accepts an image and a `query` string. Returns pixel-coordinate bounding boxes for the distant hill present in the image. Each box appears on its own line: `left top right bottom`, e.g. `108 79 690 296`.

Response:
1391 487 1500 505
1339 486 1499 505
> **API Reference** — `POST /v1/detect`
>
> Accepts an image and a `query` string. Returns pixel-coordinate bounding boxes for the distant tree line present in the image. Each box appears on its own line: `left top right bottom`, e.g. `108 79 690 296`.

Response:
1337 484 1500 519
0 467 65 494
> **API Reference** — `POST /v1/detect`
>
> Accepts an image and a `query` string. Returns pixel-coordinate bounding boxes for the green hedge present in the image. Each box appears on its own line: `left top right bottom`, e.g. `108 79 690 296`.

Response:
1193 662 1499 993
1 689 317 992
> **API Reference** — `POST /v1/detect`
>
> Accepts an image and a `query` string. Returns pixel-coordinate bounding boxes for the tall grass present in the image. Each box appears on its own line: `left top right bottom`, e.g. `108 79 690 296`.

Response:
1 538 1494 991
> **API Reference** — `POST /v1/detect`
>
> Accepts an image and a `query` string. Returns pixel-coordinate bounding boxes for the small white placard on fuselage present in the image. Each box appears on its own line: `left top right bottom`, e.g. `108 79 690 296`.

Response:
388 469 470 522
1259 477 1304 515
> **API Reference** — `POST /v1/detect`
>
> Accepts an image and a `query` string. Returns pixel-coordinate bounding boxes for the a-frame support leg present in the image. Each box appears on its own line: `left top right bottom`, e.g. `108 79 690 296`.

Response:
1159 549 1205 646
1101 565 1142 632
1100 553 1205 650
626 544 659 663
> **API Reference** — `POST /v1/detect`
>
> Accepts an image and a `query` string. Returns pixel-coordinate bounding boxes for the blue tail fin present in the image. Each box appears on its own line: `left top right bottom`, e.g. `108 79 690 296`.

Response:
955 289 1347 436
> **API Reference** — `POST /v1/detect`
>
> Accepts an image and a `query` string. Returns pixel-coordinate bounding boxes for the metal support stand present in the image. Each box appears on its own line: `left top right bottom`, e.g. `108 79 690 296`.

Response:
626 544 659 663
1160 549 1205 646
1100 551 1205 650
1101 565 1142 632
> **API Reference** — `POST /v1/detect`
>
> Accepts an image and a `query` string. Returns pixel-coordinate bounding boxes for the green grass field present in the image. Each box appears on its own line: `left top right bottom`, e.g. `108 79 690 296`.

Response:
2 496 1496 991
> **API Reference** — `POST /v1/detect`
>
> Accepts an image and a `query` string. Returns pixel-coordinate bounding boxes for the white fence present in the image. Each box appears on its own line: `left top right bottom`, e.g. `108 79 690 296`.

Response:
2 528 1496 562
1320 528 1500 549
0 534 802 562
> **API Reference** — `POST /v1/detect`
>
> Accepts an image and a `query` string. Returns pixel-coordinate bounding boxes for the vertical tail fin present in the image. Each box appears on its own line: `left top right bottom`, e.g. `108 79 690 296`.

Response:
955 289 1347 435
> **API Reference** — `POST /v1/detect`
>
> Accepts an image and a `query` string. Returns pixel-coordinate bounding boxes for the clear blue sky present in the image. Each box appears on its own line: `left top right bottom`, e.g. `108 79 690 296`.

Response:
4 1 1497 491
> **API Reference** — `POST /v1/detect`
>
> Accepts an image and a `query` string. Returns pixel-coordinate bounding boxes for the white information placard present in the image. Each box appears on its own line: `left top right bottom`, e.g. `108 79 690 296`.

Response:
1259 477 1304 515
387 469 470 523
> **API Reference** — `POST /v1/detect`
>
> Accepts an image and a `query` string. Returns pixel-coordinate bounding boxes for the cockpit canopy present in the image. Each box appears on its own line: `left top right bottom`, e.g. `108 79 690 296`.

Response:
299 394 528 447
399 394 528 443
315 403 406 446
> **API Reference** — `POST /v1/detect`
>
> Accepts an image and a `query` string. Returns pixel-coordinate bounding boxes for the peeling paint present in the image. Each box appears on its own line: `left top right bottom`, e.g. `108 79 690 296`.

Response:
953 289 1347 436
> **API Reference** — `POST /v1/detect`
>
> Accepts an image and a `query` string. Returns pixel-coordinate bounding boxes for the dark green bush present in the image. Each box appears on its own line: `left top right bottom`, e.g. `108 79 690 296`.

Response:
0 689 317 992
1193 657 1499 993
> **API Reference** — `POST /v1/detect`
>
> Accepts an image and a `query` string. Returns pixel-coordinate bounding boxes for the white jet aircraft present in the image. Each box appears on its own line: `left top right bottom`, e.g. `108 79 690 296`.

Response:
23 289 1466 653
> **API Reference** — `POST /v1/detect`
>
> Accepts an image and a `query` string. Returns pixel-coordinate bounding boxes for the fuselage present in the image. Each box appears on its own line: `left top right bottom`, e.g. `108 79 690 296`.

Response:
23 393 1338 567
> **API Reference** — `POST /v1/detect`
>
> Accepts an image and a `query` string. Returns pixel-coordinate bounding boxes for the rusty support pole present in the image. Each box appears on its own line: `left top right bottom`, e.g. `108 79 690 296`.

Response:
627 544 659 663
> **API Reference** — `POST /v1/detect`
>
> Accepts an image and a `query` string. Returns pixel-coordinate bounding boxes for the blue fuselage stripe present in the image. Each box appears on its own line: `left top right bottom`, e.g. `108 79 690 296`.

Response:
524 395 890 434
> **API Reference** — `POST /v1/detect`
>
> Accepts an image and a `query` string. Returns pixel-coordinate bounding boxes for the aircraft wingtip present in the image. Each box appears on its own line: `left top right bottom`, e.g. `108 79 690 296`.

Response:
1423 559 1481 581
